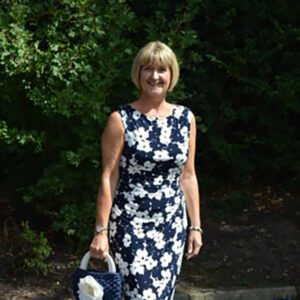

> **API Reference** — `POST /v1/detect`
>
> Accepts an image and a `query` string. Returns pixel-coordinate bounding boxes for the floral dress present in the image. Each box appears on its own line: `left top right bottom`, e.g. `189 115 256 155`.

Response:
109 103 192 300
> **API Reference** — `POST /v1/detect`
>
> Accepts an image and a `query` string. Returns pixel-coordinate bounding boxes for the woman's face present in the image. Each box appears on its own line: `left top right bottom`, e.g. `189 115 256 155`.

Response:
139 60 171 97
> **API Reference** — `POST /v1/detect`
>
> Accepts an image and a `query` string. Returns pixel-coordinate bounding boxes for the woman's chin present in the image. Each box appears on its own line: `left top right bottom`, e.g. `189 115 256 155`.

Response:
143 88 166 97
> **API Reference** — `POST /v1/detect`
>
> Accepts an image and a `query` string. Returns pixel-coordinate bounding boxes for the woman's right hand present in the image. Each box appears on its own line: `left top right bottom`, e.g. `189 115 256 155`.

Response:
89 232 109 260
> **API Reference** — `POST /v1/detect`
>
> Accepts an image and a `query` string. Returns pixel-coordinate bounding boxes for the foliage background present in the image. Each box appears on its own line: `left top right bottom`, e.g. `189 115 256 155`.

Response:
0 0 299 253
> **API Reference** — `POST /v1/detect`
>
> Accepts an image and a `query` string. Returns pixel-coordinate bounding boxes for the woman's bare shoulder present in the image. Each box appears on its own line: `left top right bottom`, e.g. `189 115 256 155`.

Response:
103 110 124 138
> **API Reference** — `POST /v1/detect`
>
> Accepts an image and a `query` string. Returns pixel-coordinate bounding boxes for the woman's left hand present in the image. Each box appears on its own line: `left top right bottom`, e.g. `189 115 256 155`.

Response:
185 230 203 260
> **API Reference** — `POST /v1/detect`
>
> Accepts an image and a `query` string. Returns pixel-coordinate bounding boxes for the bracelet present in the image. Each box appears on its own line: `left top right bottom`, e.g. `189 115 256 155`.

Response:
188 226 203 233
95 225 108 234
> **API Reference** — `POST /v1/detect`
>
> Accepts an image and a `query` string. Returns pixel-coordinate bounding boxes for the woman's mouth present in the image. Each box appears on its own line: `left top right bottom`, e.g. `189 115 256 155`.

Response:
148 81 163 87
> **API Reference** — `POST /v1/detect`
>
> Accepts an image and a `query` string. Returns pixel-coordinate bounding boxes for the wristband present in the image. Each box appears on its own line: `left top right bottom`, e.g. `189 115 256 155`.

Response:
188 226 203 233
95 225 108 234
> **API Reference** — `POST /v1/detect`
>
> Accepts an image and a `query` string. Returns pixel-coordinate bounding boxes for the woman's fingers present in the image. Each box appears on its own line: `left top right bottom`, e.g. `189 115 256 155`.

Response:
90 242 100 258
185 232 203 260
98 246 109 260
90 245 107 260
187 239 193 255
193 239 202 256
89 236 109 260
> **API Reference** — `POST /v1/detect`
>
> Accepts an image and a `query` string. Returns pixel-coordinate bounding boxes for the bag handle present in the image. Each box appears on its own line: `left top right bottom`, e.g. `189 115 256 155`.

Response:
80 251 117 273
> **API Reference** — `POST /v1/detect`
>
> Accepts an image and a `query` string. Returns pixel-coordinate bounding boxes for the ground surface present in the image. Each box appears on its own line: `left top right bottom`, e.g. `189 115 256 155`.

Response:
0 189 299 299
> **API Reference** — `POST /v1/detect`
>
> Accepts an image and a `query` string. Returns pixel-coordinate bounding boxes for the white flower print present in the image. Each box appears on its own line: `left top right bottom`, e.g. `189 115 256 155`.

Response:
123 233 131 247
165 204 176 214
130 261 145 275
115 252 129 276
156 118 168 128
172 238 183 254
142 288 156 300
109 220 117 237
148 190 162 200
127 287 139 298
162 185 176 198
137 139 152 152
151 276 166 297
160 252 173 267
130 247 157 276
135 248 148 261
146 229 165 242
155 234 166 249
124 201 139 215
146 229 156 239
128 156 156 174
135 127 149 140
160 127 172 145
120 155 126 168
168 167 179 175
153 150 172 161
133 110 141 120
128 156 141 175
119 261 129 276
131 183 148 197
136 210 150 219
161 269 171 282
130 289 143 300
123 191 135 201
176 153 187 167
131 216 143 226
173 105 183 119
125 285 142 300
132 220 145 239
133 227 145 239
152 212 164 226
128 165 142 175
166 212 172 222
126 130 136 147
179 139 189 151
153 175 163 185
167 172 176 182
160 135 171 145
151 276 160 288
180 126 188 140
144 255 158 270
172 216 183 233
143 160 155 171
176 249 185 275
110 204 122 219
174 195 182 204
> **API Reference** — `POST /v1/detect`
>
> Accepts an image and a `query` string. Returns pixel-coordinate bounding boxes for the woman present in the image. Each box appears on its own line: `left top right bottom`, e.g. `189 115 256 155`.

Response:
90 41 202 300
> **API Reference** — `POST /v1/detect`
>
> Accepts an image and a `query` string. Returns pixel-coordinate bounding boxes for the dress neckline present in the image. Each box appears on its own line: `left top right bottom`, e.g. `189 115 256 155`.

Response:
126 103 176 120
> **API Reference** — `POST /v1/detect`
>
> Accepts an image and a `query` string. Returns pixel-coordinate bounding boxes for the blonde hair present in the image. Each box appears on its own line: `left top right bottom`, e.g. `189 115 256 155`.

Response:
131 41 180 92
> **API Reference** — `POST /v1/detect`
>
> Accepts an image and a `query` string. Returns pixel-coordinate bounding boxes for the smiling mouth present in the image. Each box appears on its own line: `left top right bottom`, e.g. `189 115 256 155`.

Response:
148 81 163 87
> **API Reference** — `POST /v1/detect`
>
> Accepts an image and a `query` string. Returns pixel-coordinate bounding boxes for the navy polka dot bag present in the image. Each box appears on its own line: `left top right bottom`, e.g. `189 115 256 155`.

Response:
72 251 122 300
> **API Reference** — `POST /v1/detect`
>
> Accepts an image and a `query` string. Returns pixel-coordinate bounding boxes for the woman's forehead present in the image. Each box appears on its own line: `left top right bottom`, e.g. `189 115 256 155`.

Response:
142 58 169 67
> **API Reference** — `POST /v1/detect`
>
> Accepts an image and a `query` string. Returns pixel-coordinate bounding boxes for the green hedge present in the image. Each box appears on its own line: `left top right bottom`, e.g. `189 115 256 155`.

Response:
0 0 299 247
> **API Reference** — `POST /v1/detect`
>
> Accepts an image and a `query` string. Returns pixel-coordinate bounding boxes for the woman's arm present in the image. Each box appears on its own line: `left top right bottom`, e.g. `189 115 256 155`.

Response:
90 111 124 259
180 111 202 259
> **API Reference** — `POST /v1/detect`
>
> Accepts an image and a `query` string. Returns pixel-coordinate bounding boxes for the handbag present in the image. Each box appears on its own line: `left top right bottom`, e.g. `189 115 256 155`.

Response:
72 251 122 300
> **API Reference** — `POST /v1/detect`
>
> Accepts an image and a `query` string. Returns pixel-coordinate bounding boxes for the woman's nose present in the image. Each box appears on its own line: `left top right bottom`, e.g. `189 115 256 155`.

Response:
152 70 159 79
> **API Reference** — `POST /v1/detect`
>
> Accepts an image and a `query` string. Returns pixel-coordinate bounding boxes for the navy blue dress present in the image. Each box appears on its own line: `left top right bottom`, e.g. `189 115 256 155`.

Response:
109 103 192 300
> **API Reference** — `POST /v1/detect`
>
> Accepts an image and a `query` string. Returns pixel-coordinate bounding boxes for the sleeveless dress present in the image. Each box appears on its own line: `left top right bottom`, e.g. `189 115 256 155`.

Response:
109 103 192 300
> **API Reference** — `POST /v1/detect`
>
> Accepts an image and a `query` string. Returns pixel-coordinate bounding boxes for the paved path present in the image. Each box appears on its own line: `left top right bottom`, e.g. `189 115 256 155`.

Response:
174 282 299 300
